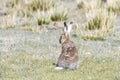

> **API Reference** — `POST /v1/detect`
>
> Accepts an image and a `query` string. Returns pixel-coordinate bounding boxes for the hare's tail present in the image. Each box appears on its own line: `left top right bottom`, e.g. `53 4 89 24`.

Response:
54 67 63 71
53 63 63 71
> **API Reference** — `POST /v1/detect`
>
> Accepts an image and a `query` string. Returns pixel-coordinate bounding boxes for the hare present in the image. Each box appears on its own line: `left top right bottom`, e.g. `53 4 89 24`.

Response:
55 22 79 70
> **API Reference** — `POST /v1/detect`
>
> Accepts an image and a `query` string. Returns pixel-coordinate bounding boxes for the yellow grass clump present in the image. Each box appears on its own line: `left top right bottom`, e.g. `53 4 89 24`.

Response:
78 0 116 40
107 0 120 14
51 7 68 21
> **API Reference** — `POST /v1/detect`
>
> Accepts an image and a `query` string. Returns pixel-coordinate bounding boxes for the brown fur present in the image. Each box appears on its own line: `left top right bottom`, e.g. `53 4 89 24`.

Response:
57 29 79 70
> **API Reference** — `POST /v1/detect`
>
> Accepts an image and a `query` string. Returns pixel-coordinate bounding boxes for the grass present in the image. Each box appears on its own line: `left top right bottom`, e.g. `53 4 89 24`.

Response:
21 25 42 32
107 0 120 14
51 8 68 21
3 0 67 29
85 4 116 31
78 0 116 32
86 16 101 30
82 35 105 41
86 10 116 31
7 0 55 11
7 0 21 8
78 0 117 40
26 0 55 11
0 15 16 29
38 18 50 25
38 17 50 25
77 0 84 9
36 11 51 25
0 29 119 80
80 29 106 41
0 53 120 80
17 8 33 17
83 0 102 12
0 0 120 80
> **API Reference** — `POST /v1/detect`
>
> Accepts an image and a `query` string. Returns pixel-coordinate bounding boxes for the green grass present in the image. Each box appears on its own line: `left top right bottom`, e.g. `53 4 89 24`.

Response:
82 35 105 41
0 53 120 80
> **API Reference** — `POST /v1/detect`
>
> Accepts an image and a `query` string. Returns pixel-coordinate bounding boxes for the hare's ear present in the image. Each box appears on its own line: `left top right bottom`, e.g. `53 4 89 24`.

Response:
63 21 73 36
63 22 68 34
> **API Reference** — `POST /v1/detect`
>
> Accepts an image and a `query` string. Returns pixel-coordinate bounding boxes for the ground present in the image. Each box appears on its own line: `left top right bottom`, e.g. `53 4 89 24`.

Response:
0 0 120 80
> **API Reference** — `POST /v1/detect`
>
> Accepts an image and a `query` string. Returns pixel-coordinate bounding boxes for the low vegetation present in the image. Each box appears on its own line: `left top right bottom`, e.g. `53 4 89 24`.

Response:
77 0 116 40
1 15 16 29
107 0 120 14
0 53 120 80
82 35 105 41
86 9 116 32
77 0 84 9
0 0 120 80
7 0 21 8
26 0 55 11
51 8 68 21
37 13 51 25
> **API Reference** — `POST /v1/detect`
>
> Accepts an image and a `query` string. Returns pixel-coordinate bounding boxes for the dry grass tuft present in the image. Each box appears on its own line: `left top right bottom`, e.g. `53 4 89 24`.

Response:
85 9 116 32
36 10 51 25
79 0 102 10
77 0 84 9
107 0 120 14
3 0 68 28
38 15 50 26
76 0 117 40
0 14 16 29
51 7 68 21
7 0 21 8
26 0 55 11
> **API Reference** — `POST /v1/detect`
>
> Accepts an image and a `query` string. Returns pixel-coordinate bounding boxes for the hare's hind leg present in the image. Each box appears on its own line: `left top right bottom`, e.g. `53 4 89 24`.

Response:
67 62 79 70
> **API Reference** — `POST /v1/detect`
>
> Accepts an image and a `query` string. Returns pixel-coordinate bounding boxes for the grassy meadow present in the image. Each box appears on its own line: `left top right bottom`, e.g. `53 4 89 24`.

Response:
0 0 120 80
